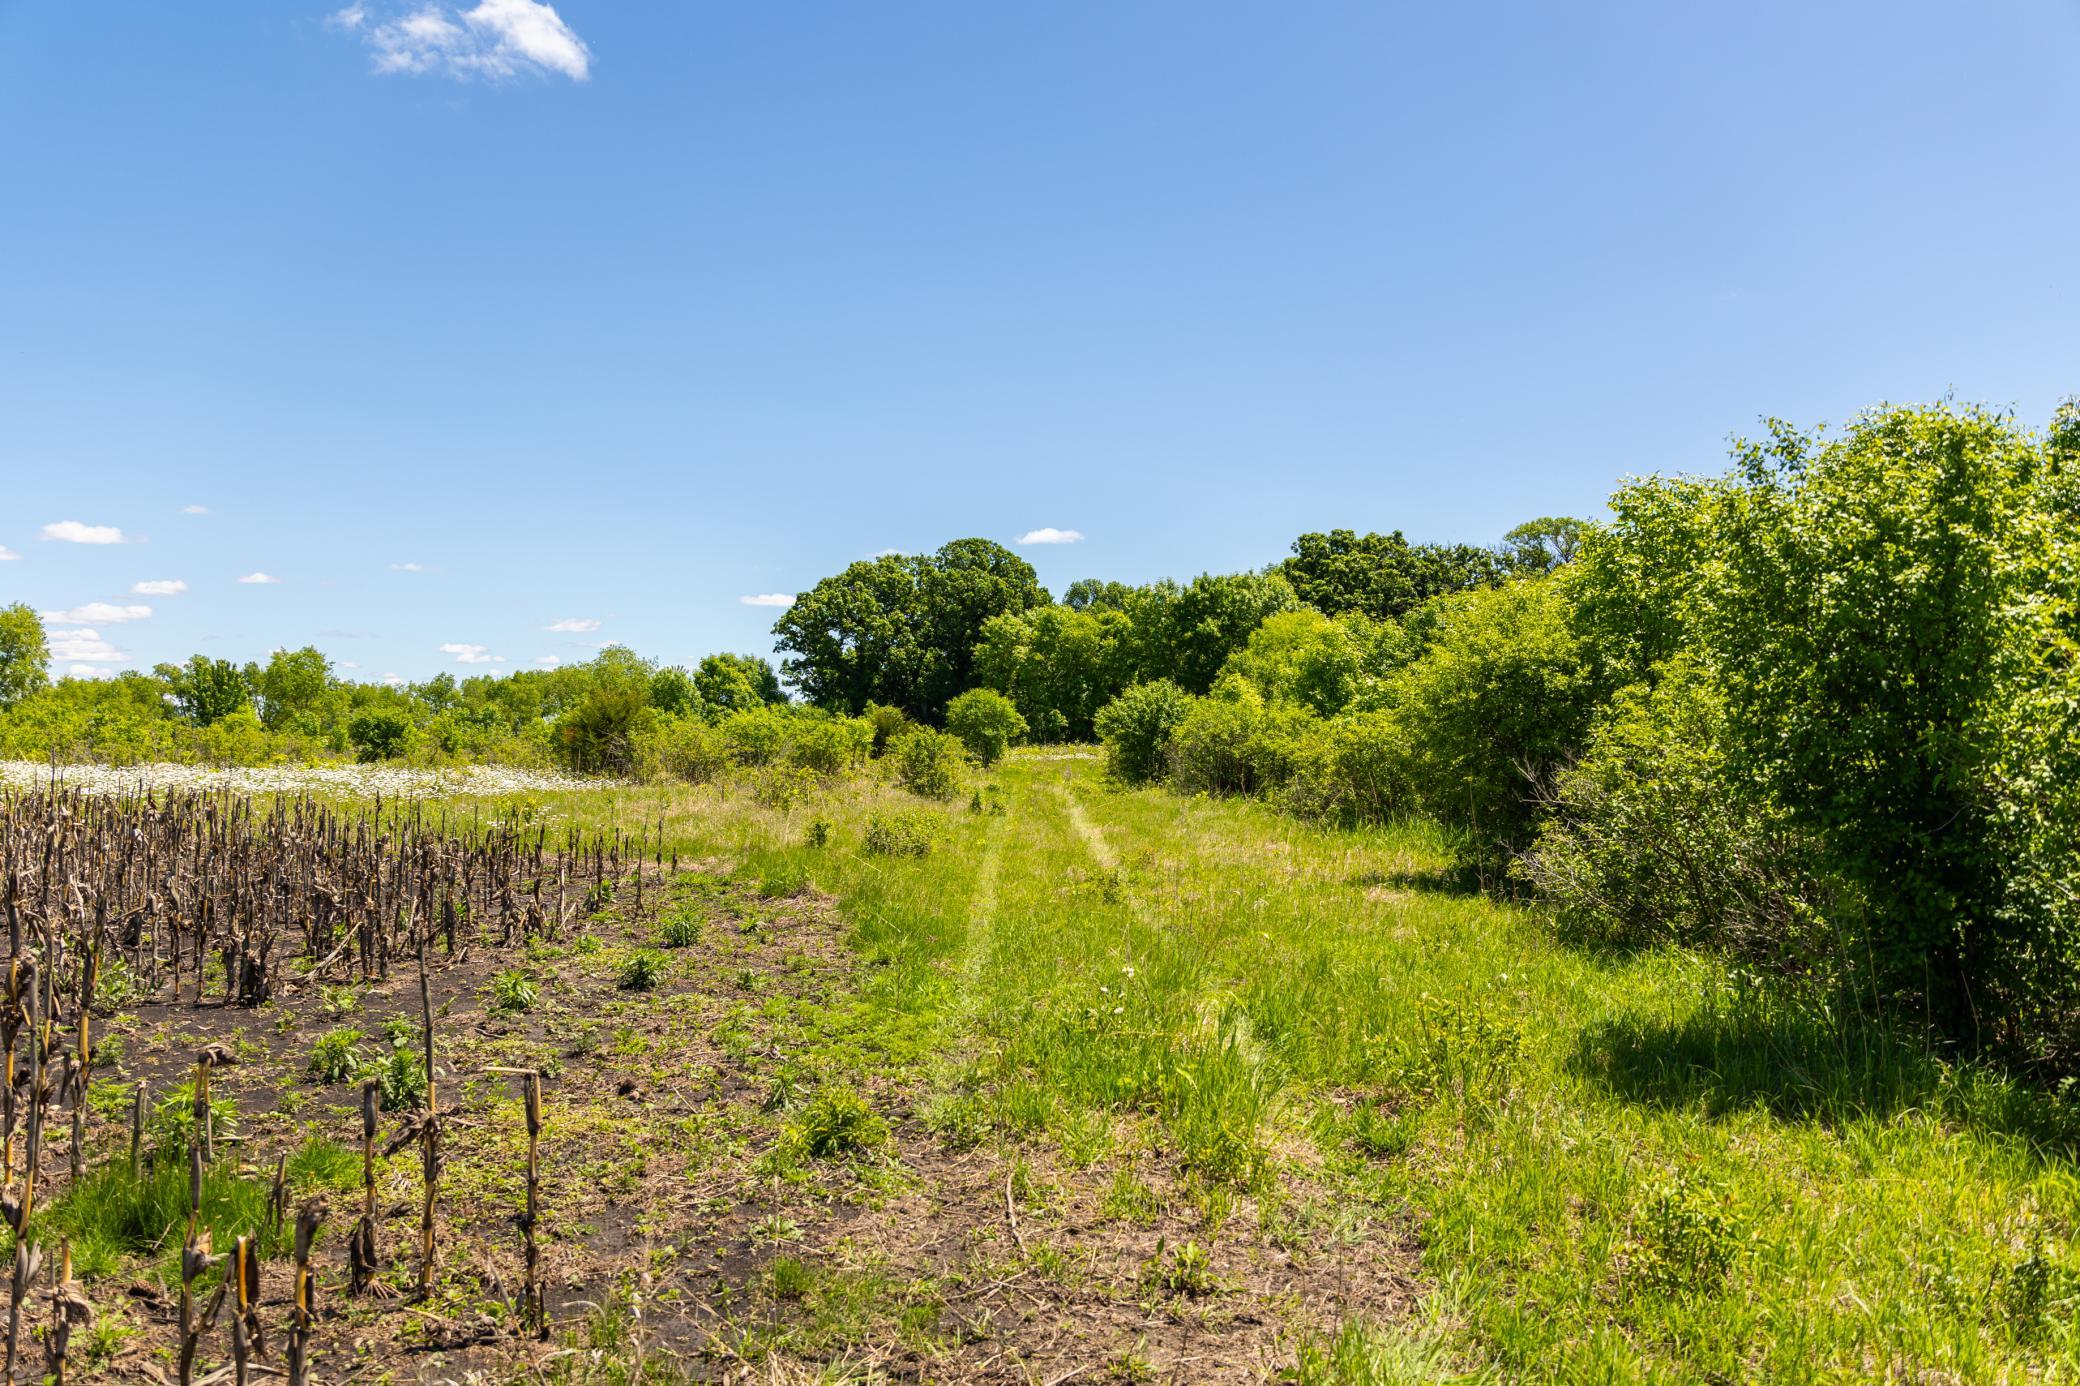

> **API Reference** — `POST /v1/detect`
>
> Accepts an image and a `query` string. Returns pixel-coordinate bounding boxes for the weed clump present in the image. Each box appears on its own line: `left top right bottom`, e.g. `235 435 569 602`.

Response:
656 913 701 948
488 969 539 1013
789 1086 886 1159
1622 1173 1742 1295
618 949 666 991
307 1026 365 1084
862 811 937 858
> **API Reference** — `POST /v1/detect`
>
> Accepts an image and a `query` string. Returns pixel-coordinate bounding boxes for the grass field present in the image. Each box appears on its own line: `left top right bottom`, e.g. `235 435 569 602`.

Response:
48 750 2080 1382
599 750 2080 1382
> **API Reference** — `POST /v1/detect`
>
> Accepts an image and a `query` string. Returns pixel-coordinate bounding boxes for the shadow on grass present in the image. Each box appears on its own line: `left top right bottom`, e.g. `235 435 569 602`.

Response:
1570 995 2080 1159
1347 863 1485 899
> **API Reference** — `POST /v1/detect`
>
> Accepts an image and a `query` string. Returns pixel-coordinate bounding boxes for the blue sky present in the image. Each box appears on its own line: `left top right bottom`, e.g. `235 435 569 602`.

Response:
2 1 2075 683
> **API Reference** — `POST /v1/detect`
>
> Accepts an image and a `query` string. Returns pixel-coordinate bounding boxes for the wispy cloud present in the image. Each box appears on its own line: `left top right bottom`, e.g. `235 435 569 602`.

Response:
181 505 209 516
43 603 151 625
740 593 794 608
41 520 125 545
236 572 281 585
67 665 117 680
869 548 903 559
1017 528 1083 545
132 579 187 596
48 630 125 665
334 0 592 81
391 561 433 573
545 617 600 633
0 546 18 562
534 655 561 667
440 642 502 664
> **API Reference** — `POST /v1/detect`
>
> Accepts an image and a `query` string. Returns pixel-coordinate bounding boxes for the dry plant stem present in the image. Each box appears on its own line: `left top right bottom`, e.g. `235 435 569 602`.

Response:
416 943 439 1299
287 1206 319 1386
349 1080 378 1293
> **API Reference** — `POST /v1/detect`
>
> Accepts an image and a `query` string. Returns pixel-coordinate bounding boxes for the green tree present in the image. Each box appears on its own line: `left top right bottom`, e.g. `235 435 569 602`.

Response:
164 655 250 727
254 646 335 732
693 653 783 717
943 687 1027 767
973 604 1135 741
1279 529 1509 622
348 708 414 762
1128 572 1301 694
1503 516 1588 573
649 665 702 718
773 540 1045 719
555 647 659 776
0 604 51 709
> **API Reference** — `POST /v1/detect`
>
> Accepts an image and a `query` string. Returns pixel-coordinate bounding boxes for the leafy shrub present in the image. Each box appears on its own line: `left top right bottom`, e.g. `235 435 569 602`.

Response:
618 949 666 991
1391 578 1602 874
1094 680 1193 784
785 713 874 777
1519 657 1840 968
943 688 1026 768
862 811 937 858
1166 680 1319 797
720 707 789 767
862 701 910 756
887 726 966 800
805 817 831 848
306 1026 365 1084
637 715 728 784
1281 709 1410 825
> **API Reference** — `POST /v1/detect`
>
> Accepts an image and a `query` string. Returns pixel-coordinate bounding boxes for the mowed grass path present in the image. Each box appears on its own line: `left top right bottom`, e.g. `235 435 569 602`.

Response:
537 752 2080 1382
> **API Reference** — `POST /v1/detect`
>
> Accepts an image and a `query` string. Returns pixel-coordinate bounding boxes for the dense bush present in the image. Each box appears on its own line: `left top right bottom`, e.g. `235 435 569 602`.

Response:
1094 680 1192 784
943 688 1026 767
1391 577 1603 872
1518 658 1842 969
887 726 967 800
348 708 413 762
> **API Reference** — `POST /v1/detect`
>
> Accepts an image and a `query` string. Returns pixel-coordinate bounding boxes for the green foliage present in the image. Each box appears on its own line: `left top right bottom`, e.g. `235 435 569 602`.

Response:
647 664 702 718
788 1086 886 1158
861 701 909 755
1279 528 1509 622
656 911 702 947
1502 515 1588 573
1707 405 2077 1052
1094 679 1192 784
617 949 666 991
1140 1238 1217 1297
555 646 659 777
1520 657 1841 967
347 707 413 762
973 604 1135 741
0 603 51 709
886 725 967 800
694 652 784 717
861 810 937 857
637 714 728 783
1392 577 1602 871
1623 1174 1743 1295
307 1026 366 1084
489 968 539 1012
772 540 1046 719
253 645 336 734
1165 679 1318 796
943 687 1026 767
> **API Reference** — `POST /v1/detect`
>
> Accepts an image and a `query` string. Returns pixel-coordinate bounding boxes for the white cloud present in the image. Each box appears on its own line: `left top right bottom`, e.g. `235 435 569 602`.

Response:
383 672 406 687
1017 528 1083 545
391 561 432 573
132 579 187 596
48 630 125 664
740 593 794 608
43 603 151 625
534 655 561 667
236 572 281 585
0 546 18 561
869 548 903 559
180 505 209 516
41 520 125 545
338 0 591 82
545 617 600 633
440 642 502 664
67 665 117 680
340 660 361 670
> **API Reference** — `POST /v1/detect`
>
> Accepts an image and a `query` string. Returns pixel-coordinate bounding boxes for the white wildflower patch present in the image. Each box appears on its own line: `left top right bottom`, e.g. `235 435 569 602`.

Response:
0 761 618 800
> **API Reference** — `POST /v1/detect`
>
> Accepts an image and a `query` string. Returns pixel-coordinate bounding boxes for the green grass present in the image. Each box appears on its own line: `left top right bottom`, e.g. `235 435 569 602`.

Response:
527 753 2080 1382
